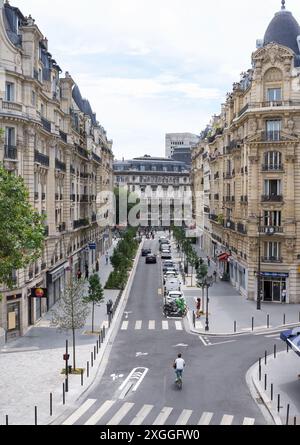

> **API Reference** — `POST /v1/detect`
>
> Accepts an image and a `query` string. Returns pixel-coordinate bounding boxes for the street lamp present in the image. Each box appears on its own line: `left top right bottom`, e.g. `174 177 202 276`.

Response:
257 214 263 311
200 276 214 332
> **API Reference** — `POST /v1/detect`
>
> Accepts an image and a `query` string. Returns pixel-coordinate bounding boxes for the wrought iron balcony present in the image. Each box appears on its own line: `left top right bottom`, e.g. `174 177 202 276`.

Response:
240 195 248 204
59 130 67 143
4 144 17 160
92 152 102 164
58 223 66 232
225 220 236 231
41 117 51 133
259 226 284 234
262 257 283 263
237 223 247 235
80 195 89 203
75 144 89 160
261 195 283 202
73 218 90 229
34 150 49 167
262 164 283 172
55 158 66 172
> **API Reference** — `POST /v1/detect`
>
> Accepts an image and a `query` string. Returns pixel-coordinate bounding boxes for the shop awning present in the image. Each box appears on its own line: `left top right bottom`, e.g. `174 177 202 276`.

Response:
218 253 230 262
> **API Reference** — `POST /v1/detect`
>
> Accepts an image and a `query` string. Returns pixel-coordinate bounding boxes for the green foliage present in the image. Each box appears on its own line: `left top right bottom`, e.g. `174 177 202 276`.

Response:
85 274 104 306
0 164 45 288
217 214 224 225
196 263 209 288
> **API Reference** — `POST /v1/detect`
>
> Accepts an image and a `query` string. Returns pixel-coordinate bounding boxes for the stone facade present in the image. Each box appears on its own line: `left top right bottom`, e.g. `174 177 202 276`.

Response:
0 2 114 339
192 17 300 305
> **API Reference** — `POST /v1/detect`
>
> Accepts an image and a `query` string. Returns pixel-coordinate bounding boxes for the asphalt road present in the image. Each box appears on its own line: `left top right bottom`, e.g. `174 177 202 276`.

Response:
60 237 287 426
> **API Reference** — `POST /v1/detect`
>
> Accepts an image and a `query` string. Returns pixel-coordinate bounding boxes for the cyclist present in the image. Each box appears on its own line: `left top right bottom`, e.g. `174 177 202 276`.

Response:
173 353 185 383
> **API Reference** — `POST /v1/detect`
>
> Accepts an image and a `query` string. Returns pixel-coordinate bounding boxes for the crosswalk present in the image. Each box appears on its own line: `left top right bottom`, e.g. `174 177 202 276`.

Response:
62 399 256 426
120 320 185 331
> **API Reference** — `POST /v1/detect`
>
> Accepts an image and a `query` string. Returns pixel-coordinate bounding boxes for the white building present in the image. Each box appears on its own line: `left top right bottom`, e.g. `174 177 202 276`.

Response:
165 133 200 164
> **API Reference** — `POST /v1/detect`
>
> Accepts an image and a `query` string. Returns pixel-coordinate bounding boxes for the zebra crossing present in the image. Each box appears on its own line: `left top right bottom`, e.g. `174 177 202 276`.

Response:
62 399 256 426
120 320 185 331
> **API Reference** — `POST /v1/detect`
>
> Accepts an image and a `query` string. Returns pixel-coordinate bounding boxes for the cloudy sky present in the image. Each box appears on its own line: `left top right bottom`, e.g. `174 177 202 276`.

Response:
12 0 300 159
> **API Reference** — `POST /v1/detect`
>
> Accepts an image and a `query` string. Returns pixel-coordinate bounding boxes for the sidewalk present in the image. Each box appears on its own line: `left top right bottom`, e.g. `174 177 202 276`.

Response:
250 347 300 425
0 241 120 426
171 242 300 335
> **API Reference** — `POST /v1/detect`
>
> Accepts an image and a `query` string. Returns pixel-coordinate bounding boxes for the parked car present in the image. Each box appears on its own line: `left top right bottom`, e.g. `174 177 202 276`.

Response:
162 261 175 272
165 290 185 304
163 270 178 284
164 278 181 294
161 251 172 260
142 248 151 257
146 254 157 264
160 243 170 252
159 237 169 245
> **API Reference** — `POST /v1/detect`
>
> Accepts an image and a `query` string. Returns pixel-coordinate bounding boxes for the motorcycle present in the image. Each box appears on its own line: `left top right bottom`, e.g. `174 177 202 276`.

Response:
163 301 187 318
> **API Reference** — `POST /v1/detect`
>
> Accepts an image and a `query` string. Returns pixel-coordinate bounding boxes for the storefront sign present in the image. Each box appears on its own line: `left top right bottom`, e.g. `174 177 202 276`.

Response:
261 272 289 278
6 294 22 302
47 262 68 284
31 288 48 299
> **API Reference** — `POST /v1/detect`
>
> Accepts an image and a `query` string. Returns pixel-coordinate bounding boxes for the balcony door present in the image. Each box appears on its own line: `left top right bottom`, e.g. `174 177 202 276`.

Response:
266 120 281 141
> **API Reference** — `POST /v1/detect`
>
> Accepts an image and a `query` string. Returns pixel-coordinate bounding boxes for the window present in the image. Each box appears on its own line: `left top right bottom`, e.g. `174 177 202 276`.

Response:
266 120 281 141
264 151 282 170
5 82 15 101
32 90 36 106
264 179 281 196
267 88 282 102
264 211 281 227
5 127 15 146
264 242 281 260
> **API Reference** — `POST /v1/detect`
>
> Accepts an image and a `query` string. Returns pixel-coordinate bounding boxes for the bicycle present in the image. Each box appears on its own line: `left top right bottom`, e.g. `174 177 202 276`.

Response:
175 370 183 390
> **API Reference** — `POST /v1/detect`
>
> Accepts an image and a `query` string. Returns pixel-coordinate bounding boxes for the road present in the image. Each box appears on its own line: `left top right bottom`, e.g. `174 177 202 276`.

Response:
60 236 286 426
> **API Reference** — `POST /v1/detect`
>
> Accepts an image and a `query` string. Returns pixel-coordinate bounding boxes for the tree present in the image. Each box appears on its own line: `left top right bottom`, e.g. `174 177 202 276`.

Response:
51 279 90 371
196 262 209 307
84 274 104 333
0 164 45 288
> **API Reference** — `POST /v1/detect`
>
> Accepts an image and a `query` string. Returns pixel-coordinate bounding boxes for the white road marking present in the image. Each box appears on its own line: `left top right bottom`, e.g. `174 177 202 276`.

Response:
121 321 129 331
175 409 193 425
175 321 183 331
106 402 134 425
152 407 173 425
196 321 204 329
149 320 155 330
135 321 142 330
199 336 209 346
162 321 169 330
265 334 280 338
243 417 255 425
198 412 213 425
63 399 97 425
208 340 236 347
130 405 154 426
84 400 115 425
220 415 234 425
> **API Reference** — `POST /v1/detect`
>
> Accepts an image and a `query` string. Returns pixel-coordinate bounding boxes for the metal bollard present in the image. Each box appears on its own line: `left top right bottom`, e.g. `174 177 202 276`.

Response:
271 384 274 401
50 393 53 417
96 341 99 354
286 404 290 426
283 314 286 326
252 317 254 331
35 406 38 426
103 326 106 339
259 358 262 381
87 361 89 378
6 415 8 426
63 383 65 405
294 417 297 426
234 321 237 333
267 314 270 329
94 346 96 360
91 352 94 367
193 311 196 328
264 374 267 391
274 344 277 359
81 369 84 386
278 394 281 413
265 351 267 365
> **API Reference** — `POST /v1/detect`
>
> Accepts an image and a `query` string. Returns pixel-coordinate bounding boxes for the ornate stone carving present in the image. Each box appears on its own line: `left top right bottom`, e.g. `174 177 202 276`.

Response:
287 118 295 132
264 67 283 82
249 119 258 133
285 238 296 252
249 239 258 251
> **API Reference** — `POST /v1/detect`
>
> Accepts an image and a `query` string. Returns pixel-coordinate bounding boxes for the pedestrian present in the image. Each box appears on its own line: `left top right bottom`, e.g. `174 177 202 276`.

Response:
105 251 109 265
281 288 287 304
77 268 82 280
196 298 202 318
207 256 211 267
85 263 89 279
213 270 217 283
96 259 100 272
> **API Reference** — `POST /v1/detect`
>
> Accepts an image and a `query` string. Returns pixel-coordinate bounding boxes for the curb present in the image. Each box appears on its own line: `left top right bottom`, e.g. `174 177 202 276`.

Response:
49 241 143 425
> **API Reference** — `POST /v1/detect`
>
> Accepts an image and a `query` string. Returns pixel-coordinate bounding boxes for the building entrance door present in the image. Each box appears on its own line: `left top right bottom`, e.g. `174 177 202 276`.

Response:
263 279 285 302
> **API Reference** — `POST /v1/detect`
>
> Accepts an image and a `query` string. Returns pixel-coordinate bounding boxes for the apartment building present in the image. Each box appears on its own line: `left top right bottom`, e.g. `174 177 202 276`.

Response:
0 1 114 339
192 2 300 304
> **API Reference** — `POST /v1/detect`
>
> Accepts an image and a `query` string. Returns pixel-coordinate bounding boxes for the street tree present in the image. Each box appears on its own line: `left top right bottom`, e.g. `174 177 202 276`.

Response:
51 279 90 371
0 164 45 289
196 262 209 308
84 274 104 333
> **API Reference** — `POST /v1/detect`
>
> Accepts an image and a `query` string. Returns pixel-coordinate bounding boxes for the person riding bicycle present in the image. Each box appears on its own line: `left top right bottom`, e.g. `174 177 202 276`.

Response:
173 353 185 383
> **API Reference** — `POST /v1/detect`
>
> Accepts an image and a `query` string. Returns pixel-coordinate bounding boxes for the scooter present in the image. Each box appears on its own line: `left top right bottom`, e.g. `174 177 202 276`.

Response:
163 301 187 318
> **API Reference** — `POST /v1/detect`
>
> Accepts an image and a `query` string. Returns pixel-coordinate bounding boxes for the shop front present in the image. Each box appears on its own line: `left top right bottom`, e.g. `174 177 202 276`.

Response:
47 262 67 310
6 294 22 340
261 272 289 303
229 258 248 296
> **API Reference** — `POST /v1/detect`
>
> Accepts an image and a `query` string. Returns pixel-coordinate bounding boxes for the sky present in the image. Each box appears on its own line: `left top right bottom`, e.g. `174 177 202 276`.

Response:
11 0 300 159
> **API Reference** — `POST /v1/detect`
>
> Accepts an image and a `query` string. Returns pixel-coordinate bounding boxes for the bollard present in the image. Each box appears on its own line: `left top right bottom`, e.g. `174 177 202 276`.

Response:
50 393 53 417
98 333 101 345
286 404 290 426
103 326 106 339
283 314 286 326
100 330 103 344
267 315 270 329
5 415 8 426
274 344 277 359
252 317 254 332
294 417 297 426
278 394 281 413
265 351 267 365
63 383 65 405
287 342 289 353
264 374 267 391
259 358 262 381
81 369 84 387
193 311 196 328
299 312 300 323
271 384 274 402
35 406 38 426
94 346 96 360
97 341 99 354
91 352 94 368
87 361 89 378
234 321 237 333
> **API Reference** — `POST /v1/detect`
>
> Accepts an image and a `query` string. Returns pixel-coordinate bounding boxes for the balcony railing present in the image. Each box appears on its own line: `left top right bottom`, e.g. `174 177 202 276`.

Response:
214 194 219 200
92 152 102 164
225 220 236 231
261 131 281 142
80 195 89 203
261 195 283 202
2 101 23 112
259 226 284 234
262 164 283 172
34 150 49 167
73 218 90 229
55 158 66 172
58 223 66 233
80 172 90 179
240 195 248 204
41 117 51 133
4 145 17 160
75 144 89 160
237 223 247 235
262 257 283 263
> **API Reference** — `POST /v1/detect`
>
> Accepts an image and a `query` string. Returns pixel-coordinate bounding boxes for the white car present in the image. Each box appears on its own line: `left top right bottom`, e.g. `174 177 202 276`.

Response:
164 278 181 294
165 290 185 304
163 270 178 284
161 250 172 260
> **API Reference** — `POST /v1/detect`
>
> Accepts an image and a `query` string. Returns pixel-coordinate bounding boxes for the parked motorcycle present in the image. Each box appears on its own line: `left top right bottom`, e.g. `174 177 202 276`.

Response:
163 301 187 318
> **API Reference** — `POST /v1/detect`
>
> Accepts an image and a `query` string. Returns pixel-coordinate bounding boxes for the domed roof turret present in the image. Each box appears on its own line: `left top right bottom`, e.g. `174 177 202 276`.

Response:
263 1 300 55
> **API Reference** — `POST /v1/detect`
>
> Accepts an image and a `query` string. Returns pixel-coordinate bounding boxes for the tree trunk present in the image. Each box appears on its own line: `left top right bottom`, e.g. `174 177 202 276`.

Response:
92 302 95 333
72 327 76 371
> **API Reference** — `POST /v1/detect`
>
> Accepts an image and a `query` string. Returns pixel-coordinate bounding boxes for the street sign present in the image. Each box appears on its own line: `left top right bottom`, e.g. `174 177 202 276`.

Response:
89 243 96 250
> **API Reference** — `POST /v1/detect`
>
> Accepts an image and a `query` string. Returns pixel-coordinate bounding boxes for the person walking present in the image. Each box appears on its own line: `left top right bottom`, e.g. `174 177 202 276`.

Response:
95 259 100 272
213 270 217 283
207 256 211 267
85 262 89 279
196 298 202 318
281 288 287 304
105 251 109 265
77 268 82 280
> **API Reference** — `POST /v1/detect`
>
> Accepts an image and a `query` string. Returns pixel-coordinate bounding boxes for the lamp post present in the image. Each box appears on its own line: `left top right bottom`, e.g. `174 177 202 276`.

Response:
201 276 213 332
257 214 263 311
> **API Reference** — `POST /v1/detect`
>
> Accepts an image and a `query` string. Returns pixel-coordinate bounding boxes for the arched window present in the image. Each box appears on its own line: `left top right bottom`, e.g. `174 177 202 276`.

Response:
264 151 282 171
